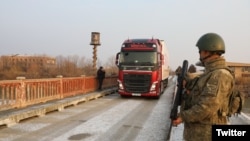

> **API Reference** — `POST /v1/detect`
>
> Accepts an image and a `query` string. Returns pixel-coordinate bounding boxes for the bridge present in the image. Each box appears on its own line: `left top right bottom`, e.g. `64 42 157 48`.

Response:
0 76 249 141
0 76 117 126
0 76 117 111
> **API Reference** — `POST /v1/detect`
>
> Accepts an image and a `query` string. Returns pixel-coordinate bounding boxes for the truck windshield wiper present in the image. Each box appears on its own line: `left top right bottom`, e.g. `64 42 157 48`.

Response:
121 62 136 65
121 62 153 66
139 62 153 66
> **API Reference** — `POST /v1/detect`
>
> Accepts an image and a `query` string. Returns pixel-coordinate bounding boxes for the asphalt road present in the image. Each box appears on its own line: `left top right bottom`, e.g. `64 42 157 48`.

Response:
0 80 176 141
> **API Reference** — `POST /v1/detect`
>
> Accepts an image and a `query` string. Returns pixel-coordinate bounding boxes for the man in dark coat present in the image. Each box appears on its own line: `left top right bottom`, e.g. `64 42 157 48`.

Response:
97 66 105 90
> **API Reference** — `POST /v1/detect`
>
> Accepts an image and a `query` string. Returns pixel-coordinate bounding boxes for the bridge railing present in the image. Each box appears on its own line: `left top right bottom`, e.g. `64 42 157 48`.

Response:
0 76 117 111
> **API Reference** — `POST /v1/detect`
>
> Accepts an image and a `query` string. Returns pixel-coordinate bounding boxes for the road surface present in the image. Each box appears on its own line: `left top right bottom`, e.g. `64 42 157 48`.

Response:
0 79 176 141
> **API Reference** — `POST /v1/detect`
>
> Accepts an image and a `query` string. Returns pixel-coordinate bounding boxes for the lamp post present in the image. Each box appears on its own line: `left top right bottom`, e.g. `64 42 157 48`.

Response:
90 32 101 73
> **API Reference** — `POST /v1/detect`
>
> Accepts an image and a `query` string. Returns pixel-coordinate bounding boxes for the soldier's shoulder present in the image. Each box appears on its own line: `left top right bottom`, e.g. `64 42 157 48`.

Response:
211 68 234 80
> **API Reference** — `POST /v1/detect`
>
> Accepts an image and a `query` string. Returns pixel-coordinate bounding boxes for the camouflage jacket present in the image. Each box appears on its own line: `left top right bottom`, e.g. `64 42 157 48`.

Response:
181 57 234 124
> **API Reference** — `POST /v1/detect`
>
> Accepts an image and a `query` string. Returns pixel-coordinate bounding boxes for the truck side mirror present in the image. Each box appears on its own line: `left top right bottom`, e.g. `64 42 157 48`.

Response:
161 54 164 64
158 53 162 67
115 53 120 66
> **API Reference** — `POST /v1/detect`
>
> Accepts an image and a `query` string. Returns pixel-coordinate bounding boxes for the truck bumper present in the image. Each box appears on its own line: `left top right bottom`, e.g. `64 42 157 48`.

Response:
118 89 159 97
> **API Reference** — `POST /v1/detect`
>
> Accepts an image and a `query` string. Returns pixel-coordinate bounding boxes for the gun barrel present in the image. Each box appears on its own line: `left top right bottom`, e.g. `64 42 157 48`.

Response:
170 60 188 120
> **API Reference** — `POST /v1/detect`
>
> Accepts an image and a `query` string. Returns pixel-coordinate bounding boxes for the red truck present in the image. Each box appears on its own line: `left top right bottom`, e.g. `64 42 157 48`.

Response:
115 38 170 98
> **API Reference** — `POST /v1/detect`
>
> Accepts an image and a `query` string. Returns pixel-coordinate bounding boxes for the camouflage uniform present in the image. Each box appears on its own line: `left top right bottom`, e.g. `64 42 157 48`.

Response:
181 57 234 141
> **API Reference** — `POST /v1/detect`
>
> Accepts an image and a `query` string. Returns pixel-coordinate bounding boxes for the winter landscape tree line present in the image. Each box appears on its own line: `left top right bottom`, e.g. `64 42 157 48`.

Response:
0 55 118 80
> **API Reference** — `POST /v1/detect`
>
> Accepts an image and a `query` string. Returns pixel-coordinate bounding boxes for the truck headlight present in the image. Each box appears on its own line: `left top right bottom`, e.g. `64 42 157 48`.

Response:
117 80 124 90
150 82 157 91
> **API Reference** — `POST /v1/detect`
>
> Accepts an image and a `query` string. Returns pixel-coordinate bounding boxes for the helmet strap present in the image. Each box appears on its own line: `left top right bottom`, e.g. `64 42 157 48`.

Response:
199 53 213 62
199 51 221 63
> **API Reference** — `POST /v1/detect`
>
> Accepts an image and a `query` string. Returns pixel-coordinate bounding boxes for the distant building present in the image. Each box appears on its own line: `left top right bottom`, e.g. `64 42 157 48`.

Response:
227 62 250 97
0 55 56 70
226 62 250 80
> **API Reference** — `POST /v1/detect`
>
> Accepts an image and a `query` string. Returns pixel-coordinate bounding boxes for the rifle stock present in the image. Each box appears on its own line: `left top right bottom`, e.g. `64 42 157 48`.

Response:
170 60 188 120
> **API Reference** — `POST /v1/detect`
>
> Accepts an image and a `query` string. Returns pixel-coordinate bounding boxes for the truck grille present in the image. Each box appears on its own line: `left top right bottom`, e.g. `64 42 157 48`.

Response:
123 74 151 93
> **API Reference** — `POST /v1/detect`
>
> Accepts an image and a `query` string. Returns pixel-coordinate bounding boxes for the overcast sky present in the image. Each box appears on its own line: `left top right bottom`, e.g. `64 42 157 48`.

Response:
0 0 249 69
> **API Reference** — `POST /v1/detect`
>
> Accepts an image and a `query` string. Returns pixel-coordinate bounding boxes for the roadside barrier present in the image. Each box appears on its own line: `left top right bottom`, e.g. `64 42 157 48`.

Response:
0 76 117 111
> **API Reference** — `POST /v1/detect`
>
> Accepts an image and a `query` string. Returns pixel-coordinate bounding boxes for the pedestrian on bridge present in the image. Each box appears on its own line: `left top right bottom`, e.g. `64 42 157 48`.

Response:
97 66 105 90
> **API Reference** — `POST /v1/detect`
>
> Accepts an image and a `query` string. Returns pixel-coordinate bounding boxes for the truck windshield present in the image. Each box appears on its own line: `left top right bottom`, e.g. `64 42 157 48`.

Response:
119 52 157 66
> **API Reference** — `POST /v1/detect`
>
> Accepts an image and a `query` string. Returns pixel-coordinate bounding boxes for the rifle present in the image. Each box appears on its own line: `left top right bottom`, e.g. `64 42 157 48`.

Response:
170 60 189 120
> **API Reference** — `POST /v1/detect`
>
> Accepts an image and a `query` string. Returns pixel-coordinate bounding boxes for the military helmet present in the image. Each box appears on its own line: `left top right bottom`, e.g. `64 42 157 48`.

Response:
196 33 225 54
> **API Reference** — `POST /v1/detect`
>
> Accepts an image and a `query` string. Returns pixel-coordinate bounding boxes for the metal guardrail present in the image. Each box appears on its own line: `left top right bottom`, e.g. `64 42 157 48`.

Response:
0 76 117 111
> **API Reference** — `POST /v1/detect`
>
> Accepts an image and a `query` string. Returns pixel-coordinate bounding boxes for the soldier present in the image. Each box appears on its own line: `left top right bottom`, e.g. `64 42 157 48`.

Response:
172 33 234 141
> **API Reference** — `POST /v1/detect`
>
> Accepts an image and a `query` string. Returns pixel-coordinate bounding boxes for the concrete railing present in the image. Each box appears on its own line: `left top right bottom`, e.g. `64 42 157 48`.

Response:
0 76 117 111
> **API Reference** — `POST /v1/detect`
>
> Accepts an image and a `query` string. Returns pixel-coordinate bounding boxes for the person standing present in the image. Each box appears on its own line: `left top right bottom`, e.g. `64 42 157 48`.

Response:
97 66 105 90
172 33 234 141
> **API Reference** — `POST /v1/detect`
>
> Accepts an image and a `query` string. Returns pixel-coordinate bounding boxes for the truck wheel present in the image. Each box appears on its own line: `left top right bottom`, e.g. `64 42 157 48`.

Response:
164 78 168 88
160 81 164 94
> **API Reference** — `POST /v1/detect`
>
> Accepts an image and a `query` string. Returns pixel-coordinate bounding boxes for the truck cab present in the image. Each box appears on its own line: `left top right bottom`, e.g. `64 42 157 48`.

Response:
116 38 169 98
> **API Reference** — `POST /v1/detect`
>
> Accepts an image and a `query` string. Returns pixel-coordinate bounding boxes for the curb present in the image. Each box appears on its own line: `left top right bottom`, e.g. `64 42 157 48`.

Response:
0 88 117 127
241 112 250 121
169 123 184 141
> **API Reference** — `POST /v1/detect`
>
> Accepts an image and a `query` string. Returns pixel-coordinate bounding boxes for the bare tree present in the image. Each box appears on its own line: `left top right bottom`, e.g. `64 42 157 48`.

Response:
104 56 118 76
0 54 119 79
56 55 64 75
82 58 94 76
27 63 40 78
